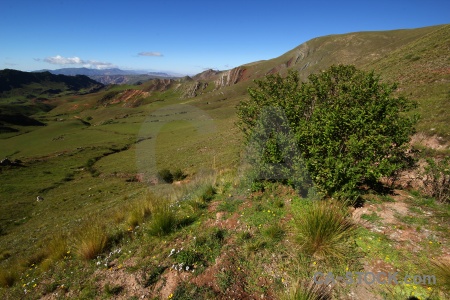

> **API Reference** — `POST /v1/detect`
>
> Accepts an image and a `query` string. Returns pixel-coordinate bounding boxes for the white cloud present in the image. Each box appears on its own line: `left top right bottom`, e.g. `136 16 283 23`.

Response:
44 55 82 65
138 52 163 57
42 55 115 69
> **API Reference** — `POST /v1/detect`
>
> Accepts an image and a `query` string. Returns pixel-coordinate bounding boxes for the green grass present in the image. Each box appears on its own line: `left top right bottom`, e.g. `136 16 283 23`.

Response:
361 211 382 223
0 24 449 299
147 201 177 236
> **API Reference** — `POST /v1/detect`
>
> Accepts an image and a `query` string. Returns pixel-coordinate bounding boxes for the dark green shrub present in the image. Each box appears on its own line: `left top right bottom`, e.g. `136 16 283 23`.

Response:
237 65 417 201
158 169 173 183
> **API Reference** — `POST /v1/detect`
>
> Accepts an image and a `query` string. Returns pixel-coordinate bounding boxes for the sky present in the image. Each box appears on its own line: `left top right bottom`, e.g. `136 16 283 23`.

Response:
1 0 449 75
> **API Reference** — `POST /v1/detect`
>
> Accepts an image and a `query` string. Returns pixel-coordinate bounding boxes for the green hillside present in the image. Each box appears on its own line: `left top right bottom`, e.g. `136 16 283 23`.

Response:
0 25 449 299
0 69 104 135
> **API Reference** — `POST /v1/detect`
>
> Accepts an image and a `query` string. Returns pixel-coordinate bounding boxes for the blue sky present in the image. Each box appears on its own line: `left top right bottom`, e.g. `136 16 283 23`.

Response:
1 0 449 75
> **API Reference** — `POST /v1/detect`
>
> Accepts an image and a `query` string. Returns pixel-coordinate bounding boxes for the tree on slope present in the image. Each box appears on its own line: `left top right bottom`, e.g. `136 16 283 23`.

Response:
237 65 418 200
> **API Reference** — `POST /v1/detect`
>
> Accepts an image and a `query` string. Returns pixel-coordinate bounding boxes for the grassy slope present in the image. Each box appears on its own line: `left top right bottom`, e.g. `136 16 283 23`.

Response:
0 24 449 299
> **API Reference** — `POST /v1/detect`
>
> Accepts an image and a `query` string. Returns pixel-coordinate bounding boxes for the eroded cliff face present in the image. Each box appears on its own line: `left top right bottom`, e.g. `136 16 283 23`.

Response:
214 67 248 88
182 81 209 98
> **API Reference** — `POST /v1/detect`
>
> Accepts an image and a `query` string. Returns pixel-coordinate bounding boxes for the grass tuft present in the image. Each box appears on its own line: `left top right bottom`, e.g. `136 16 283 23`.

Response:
263 223 285 241
75 225 109 260
431 259 450 295
293 200 356 264
199 184 216 202
147 199 177 236
282 280 331 300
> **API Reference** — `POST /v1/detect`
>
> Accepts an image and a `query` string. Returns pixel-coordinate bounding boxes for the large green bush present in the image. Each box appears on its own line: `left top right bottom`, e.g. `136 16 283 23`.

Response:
237 65 417 200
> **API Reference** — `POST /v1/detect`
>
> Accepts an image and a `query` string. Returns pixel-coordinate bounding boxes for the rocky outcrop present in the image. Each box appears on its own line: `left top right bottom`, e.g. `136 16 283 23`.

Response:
183 82 209 98
214 67 247 88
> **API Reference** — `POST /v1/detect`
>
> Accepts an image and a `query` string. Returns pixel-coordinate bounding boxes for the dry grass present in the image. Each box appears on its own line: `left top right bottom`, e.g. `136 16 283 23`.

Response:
431 259 450 296
75 225 109 260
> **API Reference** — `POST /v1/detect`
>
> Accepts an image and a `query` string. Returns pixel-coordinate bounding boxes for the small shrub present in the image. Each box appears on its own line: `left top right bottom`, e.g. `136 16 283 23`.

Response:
76 225 109 260
293 200 356 264
158 169 173 183
420 156 450 203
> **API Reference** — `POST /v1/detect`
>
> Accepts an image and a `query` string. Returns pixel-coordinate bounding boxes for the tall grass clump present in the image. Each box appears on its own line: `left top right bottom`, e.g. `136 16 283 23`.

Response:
75 224 109 260
0 269 18 288
293 200 356 264
126 196 153 229
46 234 69 260
431 259 450 296
147 199 177 237
281 281 331 300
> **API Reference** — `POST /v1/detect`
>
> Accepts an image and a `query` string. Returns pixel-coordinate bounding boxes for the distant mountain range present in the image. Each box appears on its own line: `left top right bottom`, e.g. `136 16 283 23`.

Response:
0 69 104 132
34 67 173 77
0 69 103 95
32 68 180 85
